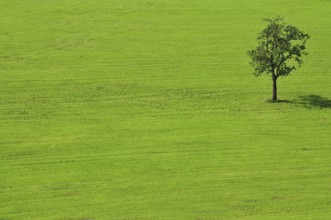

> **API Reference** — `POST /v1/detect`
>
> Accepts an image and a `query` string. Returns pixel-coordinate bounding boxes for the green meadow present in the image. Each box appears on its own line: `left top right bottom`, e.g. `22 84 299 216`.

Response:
1 0 330 219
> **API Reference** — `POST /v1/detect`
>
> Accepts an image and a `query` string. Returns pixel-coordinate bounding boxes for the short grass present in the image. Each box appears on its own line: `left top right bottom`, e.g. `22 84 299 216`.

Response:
0 0 330 219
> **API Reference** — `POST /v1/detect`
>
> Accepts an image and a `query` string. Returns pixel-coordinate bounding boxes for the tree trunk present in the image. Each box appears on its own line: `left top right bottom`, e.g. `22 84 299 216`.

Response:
272 77 277 101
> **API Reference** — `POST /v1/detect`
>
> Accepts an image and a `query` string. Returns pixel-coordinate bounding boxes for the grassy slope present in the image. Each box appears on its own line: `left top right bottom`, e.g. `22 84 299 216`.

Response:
0 0 330 219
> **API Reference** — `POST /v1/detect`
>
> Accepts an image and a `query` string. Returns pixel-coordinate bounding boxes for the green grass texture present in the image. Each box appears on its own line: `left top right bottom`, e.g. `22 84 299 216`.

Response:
0 0 330 219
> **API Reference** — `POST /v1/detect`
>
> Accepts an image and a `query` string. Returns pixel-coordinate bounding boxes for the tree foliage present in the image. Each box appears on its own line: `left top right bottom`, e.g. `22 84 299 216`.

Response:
248 16 310 100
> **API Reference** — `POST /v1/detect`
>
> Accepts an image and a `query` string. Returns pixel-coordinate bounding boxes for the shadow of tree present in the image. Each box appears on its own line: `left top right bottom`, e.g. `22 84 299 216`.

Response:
297 95 331 109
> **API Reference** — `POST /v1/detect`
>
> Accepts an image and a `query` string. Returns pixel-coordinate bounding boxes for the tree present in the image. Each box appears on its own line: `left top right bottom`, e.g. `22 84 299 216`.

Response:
248 17 310 101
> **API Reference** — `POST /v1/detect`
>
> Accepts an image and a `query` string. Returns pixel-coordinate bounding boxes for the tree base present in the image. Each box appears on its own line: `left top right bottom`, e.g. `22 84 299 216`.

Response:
265 99 292 103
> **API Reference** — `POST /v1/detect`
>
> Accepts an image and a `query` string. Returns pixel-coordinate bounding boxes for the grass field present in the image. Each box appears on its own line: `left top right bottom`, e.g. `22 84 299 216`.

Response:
1 0 330 219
